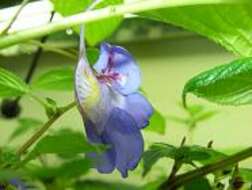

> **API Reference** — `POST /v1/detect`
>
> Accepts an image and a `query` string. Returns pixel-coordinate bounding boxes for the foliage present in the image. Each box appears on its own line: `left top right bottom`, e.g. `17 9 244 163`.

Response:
51 0 123 46
0 0 252 189
0 68 29 97
145 109 166 135
183 57 252 106
141 3 252 57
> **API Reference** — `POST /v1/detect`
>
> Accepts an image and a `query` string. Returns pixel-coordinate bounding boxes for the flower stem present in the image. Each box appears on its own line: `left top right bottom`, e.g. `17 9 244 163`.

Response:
159 147 252 189
0 0 245 49
16 101 76 156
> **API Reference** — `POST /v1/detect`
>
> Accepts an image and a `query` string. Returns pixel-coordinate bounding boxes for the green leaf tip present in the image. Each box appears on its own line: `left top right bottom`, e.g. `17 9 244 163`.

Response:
182 57 252 106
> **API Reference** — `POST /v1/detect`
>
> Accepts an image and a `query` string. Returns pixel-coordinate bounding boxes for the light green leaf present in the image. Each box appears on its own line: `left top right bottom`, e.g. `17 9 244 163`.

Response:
146 110 166 135
240 168 252 183
183 57 252 106
24 129 100 162
85 0 123 46
141 2 252 57
28 158 91 179
8 118 43 142
32 67 74 91
142 178 166 190
51 0 91 16
51 0 123 46
0 67 29 97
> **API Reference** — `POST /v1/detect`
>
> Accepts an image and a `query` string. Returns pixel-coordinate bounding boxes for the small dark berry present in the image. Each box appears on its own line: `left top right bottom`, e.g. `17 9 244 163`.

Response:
1 99 21 119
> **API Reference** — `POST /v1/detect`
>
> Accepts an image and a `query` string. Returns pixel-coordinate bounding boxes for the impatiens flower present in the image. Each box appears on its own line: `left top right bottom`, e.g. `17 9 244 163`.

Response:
75 42 153 177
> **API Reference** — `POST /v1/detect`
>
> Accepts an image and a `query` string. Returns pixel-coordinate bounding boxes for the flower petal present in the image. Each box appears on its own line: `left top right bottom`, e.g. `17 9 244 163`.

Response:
75 57 99 107
122 93 153 129
75 57 112 134
84 119 116 173
103 108 144 177
94 43 141 95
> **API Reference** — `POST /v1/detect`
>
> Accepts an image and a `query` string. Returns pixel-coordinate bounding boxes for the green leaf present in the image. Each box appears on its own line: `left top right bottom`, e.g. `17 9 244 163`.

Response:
175 145 211 163
74 180 139 190
141 2 252 57
87 47 100 65
240 168 252 183
32 67 74 91
0 169 23 181
45 98 58 118
85 0 123 46
184 177 211 190
146 109 166 135
8 118 43 142
0 67 29 97
142 143 177 177
51 0 123 46
28 158 91 179
142 144 218 177
24 129 101 162
141 178 166 190
51 0 91 16
0 148 20 167
183 57 252 106
197 149 226 165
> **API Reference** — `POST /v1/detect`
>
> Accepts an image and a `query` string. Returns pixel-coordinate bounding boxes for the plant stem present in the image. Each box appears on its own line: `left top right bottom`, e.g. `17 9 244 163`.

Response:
24 12 55 84
28 40 77 59
0 0 245 49
159 147 252 190
0 0 31 35
16 101 76 156
160 137 186 190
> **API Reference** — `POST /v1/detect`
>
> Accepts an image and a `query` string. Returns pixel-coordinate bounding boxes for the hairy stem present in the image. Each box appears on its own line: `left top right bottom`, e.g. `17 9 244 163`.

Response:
16 101 76 156
159 147 252 189
0 0 245 49
0 0 31 35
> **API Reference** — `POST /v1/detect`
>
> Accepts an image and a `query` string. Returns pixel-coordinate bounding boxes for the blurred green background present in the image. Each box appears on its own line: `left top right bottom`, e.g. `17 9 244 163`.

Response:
0 20 252 186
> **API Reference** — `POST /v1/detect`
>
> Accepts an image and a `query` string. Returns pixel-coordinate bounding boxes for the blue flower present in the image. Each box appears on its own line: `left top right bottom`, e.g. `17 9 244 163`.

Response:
75 42 153 177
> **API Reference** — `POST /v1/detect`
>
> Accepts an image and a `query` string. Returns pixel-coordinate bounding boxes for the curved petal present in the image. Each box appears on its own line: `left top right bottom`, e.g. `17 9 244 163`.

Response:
122 93 153 129
94 43 141 95
103 108 144 177
75 57 112 134
84 119 115 173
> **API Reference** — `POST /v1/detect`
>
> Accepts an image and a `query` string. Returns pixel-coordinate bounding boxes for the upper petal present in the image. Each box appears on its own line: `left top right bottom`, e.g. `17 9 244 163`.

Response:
103 108 144 177
93 43 141 95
